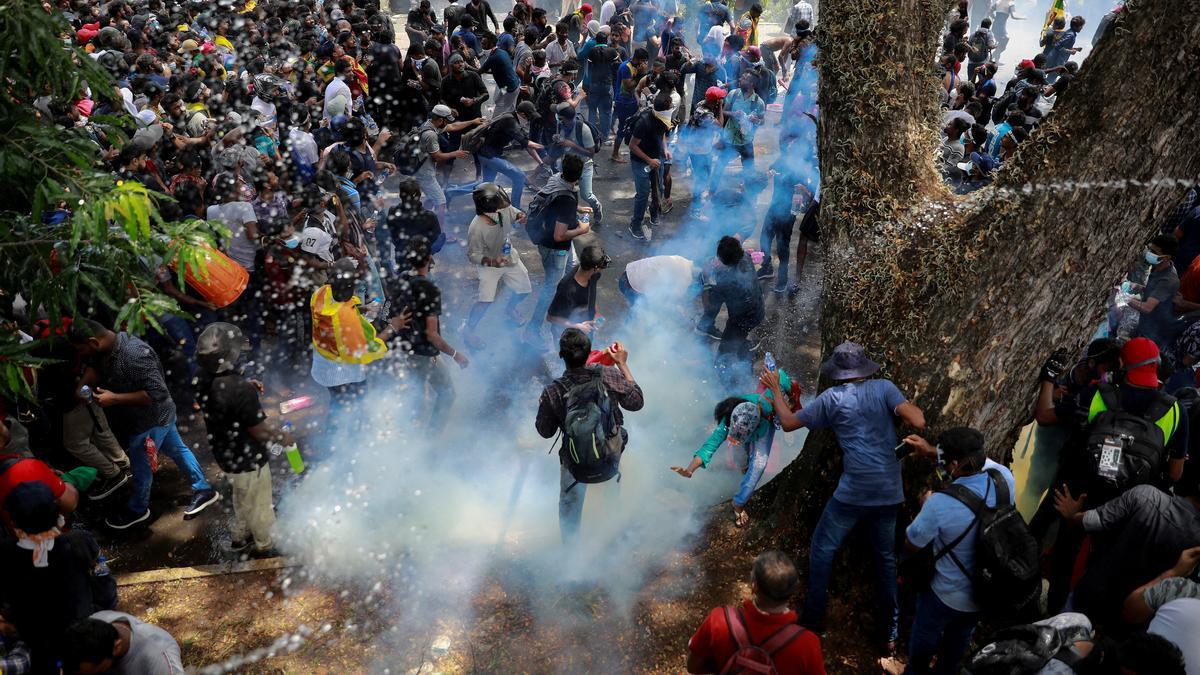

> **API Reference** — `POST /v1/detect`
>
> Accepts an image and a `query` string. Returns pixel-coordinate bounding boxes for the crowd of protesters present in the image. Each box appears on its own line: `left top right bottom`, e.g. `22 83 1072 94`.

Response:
2 0 1196 672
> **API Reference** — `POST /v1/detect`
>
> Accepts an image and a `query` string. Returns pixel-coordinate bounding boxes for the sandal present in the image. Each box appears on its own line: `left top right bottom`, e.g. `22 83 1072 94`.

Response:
733 505 750 528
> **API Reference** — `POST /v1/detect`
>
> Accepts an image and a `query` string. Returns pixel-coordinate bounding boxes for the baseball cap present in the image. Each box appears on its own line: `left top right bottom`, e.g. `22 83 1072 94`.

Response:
726 401 761 445
704 85 727 102
432 103 456 120
179 38 199 53
1018 58 1035 70
129 123 164 152
580 3 593 13
196 322 248 373
516 100 540 120
1121 337 1161 388
300 226 335 262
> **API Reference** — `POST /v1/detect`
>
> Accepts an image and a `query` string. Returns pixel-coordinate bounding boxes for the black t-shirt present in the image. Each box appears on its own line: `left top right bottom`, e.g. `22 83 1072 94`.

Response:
540 192 579 251
440 71 488 120
0 529 100 663
547 273 598 324
386 206 442 272
587 46 618 90
197 371 269 474
629 111 666 159
408 275 443 357
479 113 528 159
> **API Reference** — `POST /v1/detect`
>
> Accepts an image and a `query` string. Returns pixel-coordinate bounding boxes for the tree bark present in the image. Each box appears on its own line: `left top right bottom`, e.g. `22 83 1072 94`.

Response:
753 0 1200 537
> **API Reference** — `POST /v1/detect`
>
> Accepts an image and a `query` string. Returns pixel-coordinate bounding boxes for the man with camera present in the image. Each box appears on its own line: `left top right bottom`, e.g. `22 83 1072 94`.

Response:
546 246 612 342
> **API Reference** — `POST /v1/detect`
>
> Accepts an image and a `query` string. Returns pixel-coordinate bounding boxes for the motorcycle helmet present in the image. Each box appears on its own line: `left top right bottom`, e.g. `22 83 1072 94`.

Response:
472 182 512 216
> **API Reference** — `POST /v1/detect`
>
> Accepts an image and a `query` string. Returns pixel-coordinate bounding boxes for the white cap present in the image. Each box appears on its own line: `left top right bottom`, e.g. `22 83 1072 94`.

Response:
300 226 334 262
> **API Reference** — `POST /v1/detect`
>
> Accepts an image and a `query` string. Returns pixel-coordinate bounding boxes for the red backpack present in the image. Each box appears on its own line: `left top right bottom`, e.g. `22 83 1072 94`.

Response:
718 607 806 675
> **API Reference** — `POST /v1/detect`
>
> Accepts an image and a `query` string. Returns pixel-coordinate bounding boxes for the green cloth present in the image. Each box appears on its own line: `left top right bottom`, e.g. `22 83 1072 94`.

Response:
693 369 794 468
59 466 98 491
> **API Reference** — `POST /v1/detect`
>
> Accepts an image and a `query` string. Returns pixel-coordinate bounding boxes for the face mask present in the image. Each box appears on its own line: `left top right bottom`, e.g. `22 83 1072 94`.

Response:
283 234 301 248
486 211 501 222
1145 250 1162 265
413 57 427 68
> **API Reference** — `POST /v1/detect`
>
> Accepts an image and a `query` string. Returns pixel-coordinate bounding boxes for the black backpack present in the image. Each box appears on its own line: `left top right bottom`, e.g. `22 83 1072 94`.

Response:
394 125 434 175
1084 383 1178 491
574 119 603 155
523 185 576 247
558 370 623 490
939 469 1041 616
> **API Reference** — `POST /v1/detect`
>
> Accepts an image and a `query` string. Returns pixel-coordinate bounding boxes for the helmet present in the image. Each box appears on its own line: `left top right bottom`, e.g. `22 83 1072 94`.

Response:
472 182 511 215
254 74 288 102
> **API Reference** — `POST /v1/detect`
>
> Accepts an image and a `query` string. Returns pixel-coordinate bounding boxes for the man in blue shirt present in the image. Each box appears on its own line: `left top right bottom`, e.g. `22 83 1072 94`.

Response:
611 48 649 162
902 427 1017 675
479 31 521 113
763 341 925 653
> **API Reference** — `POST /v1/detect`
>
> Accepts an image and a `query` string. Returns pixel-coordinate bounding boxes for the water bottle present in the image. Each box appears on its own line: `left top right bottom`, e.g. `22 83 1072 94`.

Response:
764 351 777 372
281 421 305 474
579 212 591 225
501 237 512 255
79 385 94 402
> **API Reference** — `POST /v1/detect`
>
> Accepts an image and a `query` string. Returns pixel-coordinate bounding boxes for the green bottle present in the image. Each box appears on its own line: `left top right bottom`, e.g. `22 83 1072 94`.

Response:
280 422 305 474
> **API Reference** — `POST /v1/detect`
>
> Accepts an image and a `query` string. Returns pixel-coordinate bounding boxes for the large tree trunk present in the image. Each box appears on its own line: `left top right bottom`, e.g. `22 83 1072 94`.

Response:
752 0 1200 535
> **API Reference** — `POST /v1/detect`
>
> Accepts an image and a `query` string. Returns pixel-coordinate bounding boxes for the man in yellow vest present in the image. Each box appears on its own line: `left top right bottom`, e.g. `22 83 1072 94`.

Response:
310 258 408 426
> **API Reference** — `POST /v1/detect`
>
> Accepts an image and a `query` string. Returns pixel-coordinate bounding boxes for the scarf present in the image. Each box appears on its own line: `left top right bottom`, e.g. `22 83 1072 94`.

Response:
16 515 65 568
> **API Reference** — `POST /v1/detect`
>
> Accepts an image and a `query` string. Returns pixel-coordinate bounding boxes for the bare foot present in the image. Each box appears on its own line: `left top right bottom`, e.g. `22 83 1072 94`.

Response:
610 154 628 163
733 505 750 528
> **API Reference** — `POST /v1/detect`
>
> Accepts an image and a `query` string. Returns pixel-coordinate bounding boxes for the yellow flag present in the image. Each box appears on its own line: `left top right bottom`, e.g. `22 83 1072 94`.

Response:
1043 0 1066 31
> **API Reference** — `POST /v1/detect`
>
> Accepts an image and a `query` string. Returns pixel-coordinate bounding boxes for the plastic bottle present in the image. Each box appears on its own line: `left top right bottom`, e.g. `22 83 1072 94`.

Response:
79 385 94 402
281 421 305 474
764 351 777 372
502 236 512 255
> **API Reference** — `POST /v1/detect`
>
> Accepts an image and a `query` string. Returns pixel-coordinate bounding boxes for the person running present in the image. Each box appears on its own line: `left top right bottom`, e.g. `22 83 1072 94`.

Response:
464 183 532 348
535 328 643 543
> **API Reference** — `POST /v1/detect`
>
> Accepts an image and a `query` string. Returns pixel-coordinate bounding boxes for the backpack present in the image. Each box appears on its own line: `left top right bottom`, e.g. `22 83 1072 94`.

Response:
575 119 603 154
535 76 566 121
940 469 1041 616
523 185 577 247
718 606 805 675
1083 383 1178 491
559 370 623 489
460 112 514 154
393 125 434 175
753 65 778 105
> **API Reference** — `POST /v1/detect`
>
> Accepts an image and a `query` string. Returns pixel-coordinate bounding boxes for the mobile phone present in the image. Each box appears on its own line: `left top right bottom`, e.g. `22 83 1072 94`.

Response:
894 441 915 460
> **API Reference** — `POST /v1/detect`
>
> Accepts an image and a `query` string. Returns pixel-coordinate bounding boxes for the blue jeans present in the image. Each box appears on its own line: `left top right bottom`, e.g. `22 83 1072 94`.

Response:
614 99 639 147
578 159 603 219
904 590 979 675
710 142 756 194
480 155 527 209
527 245 572 336
559 463 587 544
586 88 614 140
629 159 661 229
732 426 775 506
801 497 900 642
125 417 211 514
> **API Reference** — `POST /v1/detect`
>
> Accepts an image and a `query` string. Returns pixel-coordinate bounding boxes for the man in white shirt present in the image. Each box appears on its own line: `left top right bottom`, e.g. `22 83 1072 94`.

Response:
64 611 184 674
620 255 696 305
206 176 260 273
599 0 617 25
784 0 814 34
323 60 354 121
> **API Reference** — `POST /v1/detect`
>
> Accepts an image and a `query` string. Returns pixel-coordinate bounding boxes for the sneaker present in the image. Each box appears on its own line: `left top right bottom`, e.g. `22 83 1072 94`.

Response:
695 325 722 340
182 489 221 519
645 223 656 241
88 472 130 501
106 508 150 530
757 265 775 280
772 283 788 294
628 224 646 241
250 546 281 559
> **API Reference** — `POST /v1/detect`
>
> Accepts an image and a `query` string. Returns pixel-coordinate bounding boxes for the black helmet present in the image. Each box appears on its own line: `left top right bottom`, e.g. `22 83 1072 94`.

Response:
472 182 511 215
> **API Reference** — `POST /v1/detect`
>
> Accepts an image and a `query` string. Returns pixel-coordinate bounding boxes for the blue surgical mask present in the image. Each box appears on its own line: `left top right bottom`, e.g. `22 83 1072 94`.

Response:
283 234 301 249
1145 250 1162 265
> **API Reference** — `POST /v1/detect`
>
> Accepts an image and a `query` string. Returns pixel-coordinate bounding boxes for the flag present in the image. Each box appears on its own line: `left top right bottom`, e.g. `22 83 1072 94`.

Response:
1043 0 1067 31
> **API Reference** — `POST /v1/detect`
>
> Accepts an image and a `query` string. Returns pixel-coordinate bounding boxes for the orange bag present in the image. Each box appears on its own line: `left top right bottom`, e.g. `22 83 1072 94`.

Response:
172 244 249 308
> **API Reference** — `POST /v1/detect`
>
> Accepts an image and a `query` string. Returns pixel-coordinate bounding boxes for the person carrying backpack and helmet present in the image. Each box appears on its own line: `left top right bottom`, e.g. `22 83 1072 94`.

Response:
535 328 644 544
671 365 802 528
901 427 1037 675
686 550 826 674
